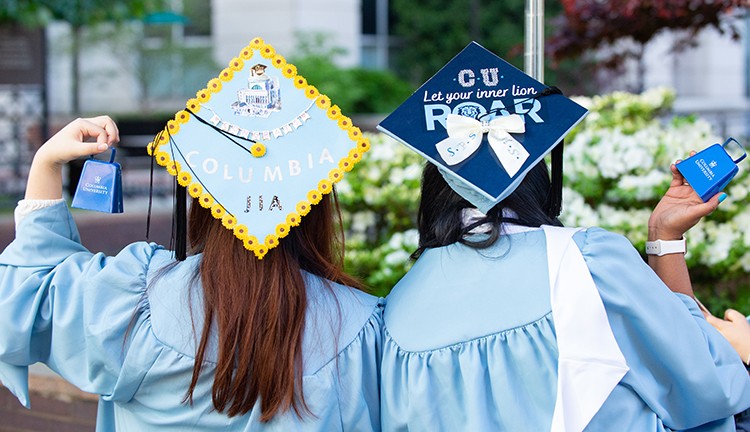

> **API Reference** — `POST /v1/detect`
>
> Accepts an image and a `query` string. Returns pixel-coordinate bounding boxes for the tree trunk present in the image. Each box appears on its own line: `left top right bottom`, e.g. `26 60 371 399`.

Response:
635 44 646 94
470 0 481 40
71 24 81 115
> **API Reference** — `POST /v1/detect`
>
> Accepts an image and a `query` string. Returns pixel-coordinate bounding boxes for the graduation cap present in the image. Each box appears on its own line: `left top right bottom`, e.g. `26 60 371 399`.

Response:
378 41 587 215
147 37 370 259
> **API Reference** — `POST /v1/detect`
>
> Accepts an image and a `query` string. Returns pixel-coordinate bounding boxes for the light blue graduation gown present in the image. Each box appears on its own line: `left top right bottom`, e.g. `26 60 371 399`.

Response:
0 202 383 431
381 227 750 431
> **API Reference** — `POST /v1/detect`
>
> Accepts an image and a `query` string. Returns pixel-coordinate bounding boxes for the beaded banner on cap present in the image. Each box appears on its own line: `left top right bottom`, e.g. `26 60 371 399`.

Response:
147 37 370 259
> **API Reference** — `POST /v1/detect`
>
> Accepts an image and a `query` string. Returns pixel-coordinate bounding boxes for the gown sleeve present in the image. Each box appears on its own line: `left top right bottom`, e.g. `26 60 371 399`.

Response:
577 227 750 430
0 201 160 408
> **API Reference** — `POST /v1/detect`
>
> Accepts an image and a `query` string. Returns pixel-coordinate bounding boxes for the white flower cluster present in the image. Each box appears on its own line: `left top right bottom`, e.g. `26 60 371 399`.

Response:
338 133 424 294
562 87 750 276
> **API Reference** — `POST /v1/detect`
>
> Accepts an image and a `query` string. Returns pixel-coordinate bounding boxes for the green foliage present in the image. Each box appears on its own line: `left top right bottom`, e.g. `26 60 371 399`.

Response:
0 0 50 25
0 0 165 27
338 133 423 296
290 33 414 114
549 0 743 70
390 0 564 85
563 87 750 314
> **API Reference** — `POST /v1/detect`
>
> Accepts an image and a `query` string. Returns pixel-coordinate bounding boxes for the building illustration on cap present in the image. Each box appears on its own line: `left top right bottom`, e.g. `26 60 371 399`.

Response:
232 63 281 117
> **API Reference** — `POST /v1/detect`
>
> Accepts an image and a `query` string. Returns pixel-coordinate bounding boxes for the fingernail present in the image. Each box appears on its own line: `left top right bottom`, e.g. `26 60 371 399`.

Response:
719 193 727 203
97 143 109 151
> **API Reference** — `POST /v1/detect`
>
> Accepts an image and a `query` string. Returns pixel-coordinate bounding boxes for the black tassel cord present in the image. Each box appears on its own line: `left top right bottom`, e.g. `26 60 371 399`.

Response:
174 180 187 261
146 129 188 261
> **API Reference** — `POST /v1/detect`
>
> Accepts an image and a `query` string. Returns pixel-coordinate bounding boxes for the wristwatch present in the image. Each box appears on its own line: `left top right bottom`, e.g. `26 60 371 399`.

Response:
645 238 686 256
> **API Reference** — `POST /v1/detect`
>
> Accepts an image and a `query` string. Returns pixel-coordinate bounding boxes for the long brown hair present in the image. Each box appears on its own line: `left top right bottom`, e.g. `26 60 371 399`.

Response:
185 191 361 421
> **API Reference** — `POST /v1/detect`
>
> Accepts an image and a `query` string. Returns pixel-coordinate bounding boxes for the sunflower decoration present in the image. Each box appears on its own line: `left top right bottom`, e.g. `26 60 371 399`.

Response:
250 143 266 158
222 213 237 229
186 98 201 113
293 76 307 89
188 183 203 198
282 64 297 78
149 37 372 259
219 68 234 82
207 78 222 93
177 171 192 187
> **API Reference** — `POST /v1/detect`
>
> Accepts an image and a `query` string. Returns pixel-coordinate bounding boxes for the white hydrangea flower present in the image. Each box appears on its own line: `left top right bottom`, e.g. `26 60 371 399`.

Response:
336 178 353 195
387 231 407 249
703 222 737 265
351 211 376 234
561 188 600 227
403 164 422 181
617 171 666 200
384 249 411 266
728 183 748 201
402 229 420 249
366 165 383 182
362 186 379 205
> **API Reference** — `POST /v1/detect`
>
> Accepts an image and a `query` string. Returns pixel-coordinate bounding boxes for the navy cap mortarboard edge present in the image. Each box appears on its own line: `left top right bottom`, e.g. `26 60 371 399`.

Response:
377 41 587 214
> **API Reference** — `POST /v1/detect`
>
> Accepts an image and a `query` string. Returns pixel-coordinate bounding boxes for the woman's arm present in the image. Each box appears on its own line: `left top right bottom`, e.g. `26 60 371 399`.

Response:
580 229 750 429
25 116 119 200
0 116 160 407
647 160 722 298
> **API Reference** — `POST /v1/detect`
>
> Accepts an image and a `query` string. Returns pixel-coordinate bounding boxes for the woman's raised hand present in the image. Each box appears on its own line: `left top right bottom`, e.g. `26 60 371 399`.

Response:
35 116 120 167
648 154 723 241
25 116 119 200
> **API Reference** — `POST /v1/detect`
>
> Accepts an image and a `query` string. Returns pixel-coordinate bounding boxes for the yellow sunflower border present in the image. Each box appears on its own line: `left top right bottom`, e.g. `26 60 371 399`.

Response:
146 37 371 259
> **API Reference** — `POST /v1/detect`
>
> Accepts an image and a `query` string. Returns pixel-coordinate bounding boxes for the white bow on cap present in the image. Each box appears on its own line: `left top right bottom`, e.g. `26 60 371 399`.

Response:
435 113 530 177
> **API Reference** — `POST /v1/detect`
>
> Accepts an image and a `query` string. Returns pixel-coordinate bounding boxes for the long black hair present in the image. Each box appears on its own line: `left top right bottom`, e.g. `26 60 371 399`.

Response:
413 161 562 259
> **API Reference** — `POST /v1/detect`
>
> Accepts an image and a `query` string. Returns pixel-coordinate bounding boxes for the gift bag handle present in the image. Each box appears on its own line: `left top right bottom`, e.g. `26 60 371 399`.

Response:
89 147 117 163
107 147 117 163
723 137 746 164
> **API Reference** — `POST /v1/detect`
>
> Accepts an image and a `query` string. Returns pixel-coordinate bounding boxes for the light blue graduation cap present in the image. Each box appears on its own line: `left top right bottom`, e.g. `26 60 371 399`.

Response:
148 37 370 259
378 41 588 213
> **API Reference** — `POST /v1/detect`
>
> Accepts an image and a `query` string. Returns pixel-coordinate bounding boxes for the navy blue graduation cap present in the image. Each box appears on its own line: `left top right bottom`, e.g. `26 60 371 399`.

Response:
377 41 588 214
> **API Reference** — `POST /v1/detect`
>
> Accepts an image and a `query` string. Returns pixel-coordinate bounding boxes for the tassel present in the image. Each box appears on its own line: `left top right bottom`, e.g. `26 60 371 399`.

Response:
546 141 564 218
538 86 564 219
175 181 187 261
146 147 155 240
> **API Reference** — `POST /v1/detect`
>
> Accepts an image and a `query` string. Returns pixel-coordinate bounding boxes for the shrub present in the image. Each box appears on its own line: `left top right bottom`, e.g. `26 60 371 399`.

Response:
564 88 750 312
290 33 414 114
338 133 423 296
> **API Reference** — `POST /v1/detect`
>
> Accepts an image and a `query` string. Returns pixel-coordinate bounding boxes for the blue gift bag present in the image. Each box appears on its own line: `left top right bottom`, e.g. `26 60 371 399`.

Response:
676 137 746 202
71 148 124 213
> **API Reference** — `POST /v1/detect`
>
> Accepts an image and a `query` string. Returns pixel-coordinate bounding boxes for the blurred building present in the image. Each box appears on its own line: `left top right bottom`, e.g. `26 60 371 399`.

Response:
607 16 750 140
38 1 749 138
43 0 387 116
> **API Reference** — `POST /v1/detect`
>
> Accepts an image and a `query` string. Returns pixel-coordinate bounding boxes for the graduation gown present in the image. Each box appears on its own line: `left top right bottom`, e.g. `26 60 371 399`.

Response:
0 201 383 431
380 226 750 432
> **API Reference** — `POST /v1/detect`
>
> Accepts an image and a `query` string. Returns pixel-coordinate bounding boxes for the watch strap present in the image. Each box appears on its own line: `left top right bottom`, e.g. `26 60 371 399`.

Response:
645 237 686 256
